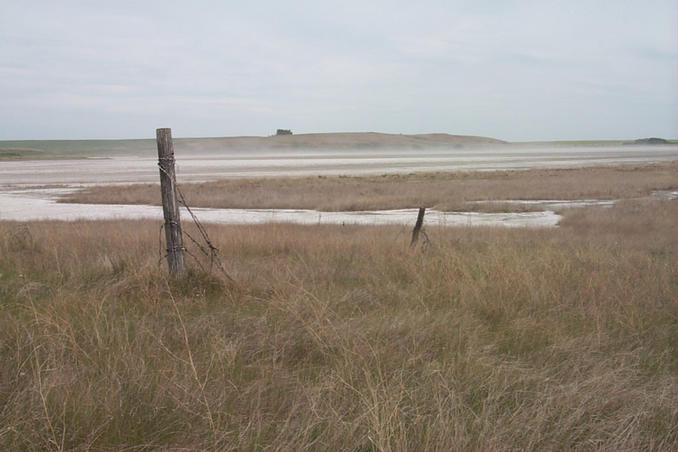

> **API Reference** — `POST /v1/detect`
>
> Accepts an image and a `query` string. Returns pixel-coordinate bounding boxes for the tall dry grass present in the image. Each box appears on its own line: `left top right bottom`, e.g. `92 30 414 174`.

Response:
62 162 678 211
1 199 676 450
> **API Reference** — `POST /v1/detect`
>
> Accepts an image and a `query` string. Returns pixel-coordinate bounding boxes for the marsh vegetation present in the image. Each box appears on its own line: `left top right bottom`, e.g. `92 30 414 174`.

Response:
1 194 676 450
62 162 677 212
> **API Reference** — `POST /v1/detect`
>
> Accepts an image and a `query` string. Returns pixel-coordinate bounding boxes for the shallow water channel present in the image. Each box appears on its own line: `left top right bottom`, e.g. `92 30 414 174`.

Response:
3 185 676 229
0 187 562 227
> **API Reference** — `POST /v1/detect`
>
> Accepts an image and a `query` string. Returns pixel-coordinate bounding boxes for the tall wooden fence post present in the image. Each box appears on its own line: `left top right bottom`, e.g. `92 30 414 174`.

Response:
156 128 187 278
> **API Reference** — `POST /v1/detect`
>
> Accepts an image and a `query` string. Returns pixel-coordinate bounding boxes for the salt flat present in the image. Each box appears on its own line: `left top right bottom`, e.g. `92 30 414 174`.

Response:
1 144 676 185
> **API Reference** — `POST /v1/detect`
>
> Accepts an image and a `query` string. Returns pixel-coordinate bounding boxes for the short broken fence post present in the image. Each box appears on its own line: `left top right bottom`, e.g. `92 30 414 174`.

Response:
157 127 187 278
410 207 426 247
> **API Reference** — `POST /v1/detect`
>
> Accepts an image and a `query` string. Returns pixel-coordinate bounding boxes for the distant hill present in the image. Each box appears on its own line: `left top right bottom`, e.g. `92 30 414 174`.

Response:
0 147 49 160
176 132 507 152
0 132 507 159
628 137 669 145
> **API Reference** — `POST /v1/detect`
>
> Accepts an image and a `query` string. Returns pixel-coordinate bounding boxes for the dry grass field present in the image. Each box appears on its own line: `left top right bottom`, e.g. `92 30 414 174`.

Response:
63 162 678 211
1 195 676 450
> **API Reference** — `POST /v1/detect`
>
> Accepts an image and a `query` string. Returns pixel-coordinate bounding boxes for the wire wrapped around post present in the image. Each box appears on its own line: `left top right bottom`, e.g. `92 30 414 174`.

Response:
156 128 187 278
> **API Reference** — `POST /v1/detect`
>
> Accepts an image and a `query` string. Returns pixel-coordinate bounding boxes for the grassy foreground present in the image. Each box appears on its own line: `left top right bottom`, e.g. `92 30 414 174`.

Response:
1 198 676 450
62 163 678 211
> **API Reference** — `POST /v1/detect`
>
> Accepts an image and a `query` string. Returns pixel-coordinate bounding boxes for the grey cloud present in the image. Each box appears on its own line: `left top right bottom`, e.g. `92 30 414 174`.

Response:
0 0 676 140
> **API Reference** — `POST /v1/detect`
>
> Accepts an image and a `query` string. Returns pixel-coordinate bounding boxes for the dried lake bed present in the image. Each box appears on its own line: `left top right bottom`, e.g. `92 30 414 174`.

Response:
1 144 676 227
1 144 677 184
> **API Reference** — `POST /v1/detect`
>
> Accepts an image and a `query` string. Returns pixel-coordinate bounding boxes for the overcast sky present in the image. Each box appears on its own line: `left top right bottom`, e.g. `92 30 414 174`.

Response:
1 0 676 141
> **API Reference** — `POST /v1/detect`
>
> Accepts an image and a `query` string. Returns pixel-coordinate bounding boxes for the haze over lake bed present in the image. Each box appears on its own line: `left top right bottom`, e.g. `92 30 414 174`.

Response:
1 143 676 185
